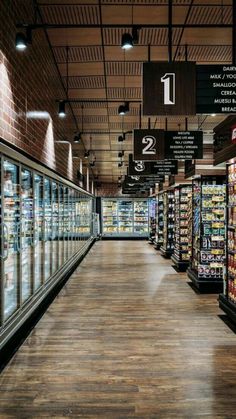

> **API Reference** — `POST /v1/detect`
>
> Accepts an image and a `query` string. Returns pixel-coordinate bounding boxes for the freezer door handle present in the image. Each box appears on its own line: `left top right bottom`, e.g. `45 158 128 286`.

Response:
2 223 9 261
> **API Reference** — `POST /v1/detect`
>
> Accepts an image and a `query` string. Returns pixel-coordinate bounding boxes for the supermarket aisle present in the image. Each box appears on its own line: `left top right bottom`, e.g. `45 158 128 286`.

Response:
1 241 236 418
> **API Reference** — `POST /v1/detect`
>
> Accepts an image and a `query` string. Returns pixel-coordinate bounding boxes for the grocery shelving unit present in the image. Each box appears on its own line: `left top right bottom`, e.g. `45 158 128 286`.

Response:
171 184 192 271
148 198 157 244
154 192 164 250
219 162 236 322
101 198 150 238
160 189 175 258
187 175 226 292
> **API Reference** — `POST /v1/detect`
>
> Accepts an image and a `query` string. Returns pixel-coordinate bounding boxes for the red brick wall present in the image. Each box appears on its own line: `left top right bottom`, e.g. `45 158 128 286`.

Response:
0 0 80 183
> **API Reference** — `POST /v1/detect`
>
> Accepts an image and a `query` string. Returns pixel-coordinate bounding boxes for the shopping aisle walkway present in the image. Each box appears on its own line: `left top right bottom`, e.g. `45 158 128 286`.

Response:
1 241 236 418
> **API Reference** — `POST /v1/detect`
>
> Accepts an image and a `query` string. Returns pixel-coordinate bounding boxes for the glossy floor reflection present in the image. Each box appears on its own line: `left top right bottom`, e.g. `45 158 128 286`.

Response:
0 241 236 418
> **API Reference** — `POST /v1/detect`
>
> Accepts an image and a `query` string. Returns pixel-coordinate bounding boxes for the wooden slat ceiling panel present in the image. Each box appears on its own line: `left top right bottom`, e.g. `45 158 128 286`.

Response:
38 1 233 183
54 47 103 63
40 5 100 24
64 76 106 89
188 5 232 25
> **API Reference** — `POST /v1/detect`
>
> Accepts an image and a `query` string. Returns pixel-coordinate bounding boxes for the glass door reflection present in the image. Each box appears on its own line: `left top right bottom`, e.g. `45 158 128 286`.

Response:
3 160 20 320
44 177 52 281
21 168 33 303
34 173 44 290
58 184 64 268
52 181 59 274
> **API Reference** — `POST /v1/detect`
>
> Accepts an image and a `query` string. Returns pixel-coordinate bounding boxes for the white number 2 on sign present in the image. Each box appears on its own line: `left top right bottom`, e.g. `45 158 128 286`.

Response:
161 73 175 105
142 136 156 155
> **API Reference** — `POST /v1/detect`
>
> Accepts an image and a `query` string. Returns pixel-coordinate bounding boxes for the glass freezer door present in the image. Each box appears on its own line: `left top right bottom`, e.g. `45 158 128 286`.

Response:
21 168 33 303
58 184 64 267
44 177 52 281
52 181 59 274
34 173 44 291
3 159 20 320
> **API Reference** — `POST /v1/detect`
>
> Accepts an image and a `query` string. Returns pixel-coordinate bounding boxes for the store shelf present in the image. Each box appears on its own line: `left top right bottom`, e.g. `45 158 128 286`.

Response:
160 190 175 258
187 267 223 293
172 184 192 271
188 176 226 292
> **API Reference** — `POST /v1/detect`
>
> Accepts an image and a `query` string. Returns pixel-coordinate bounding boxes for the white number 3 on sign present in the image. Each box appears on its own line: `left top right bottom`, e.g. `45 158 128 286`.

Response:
142 136 156 155
161 73 175 105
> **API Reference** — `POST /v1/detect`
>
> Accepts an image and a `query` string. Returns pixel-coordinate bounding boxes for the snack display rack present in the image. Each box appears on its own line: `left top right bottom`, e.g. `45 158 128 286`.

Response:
187 175 226 292
219 163 236 322
160 189 175 258
171 184 192 271
154 192 164 250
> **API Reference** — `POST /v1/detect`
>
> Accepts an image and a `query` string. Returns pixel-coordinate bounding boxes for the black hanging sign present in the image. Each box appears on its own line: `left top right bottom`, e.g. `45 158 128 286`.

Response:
128 154 152 175
196 65 236 114
133 129 165 161
128 154 178 176
151 160 178 175
164 131 203 160
143 62 196 116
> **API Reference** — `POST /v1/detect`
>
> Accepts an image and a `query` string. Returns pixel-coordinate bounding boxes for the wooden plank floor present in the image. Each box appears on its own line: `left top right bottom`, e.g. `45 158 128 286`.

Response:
1 240 236 418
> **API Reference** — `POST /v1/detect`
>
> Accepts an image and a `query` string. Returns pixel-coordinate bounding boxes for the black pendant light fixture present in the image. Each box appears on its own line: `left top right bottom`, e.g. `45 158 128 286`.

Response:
74 104 84 143
58 46 69 118
58 100 66 118
15 26 32 51
121 33 133 50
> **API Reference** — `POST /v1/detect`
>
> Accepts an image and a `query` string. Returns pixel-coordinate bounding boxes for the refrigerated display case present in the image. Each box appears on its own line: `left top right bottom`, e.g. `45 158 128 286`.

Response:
187 175 226 292
154 192 164 250
219 163 236 322
160 190 175 258
0 142 95 351
171 185 192 271
101 198 150 237
118 200 133 234
102 200 118 235
134 200 149 235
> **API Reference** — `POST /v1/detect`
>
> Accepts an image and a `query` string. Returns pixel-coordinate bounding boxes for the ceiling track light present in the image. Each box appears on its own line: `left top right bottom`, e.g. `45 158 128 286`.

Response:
121 32 133 50
58 100 66 118
118 151 124 158
118 102 129 116
90 161 95 167
74 132 82 143
84 150 90 159
15 26 32 51
118 161 123 168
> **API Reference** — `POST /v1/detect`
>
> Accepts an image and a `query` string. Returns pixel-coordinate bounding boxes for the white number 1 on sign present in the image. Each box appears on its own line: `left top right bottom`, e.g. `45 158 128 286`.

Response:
161 73 175 105
142 136 156 155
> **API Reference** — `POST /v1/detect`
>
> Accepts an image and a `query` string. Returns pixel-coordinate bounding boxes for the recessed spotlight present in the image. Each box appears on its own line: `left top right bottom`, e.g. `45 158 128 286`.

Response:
211 113 216 117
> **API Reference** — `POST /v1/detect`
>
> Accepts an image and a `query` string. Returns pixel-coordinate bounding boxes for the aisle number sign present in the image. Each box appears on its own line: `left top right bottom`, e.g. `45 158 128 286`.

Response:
143 62 196 116
133 129 203 161
128 154 178 176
